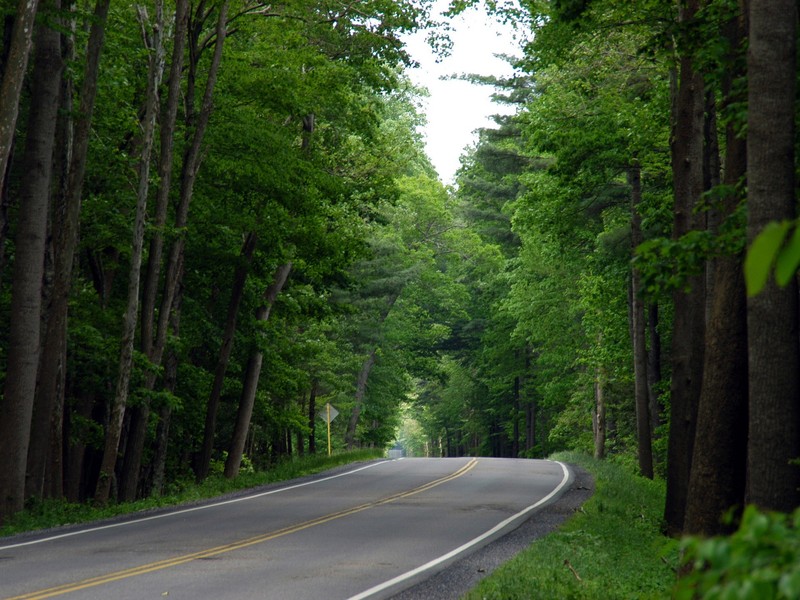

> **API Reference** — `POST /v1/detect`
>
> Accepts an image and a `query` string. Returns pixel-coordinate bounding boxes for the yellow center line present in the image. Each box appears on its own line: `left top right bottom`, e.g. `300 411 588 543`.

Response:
7 458 478 600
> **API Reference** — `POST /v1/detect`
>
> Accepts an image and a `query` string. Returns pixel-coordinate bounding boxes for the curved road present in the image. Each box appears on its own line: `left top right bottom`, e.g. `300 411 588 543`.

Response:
0 458 571 600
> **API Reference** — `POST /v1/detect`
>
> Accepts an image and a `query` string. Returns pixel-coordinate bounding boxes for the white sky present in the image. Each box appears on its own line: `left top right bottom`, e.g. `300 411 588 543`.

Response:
403 2 522 183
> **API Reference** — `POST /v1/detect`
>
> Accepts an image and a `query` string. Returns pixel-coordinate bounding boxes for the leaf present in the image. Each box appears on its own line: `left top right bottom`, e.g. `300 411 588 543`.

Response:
775 223 800 287
744 221 791 297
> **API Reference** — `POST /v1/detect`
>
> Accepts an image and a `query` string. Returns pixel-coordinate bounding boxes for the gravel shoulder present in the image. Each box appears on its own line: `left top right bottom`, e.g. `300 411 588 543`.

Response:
389 463 595 600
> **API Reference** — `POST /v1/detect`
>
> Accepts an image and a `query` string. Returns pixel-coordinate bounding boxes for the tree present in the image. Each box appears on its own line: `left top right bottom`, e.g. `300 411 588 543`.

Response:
0 0 62 523
27 0 112 502
662 0 708 536
745 0 800 511
95 0 166 504
683 5 748 536
224 262 292 478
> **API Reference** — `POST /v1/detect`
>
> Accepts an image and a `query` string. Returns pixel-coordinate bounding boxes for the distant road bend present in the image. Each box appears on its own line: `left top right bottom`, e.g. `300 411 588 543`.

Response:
0 457 572 600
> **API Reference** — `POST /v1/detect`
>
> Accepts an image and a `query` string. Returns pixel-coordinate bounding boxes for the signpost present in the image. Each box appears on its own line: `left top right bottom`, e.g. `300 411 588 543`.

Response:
317 402 338 456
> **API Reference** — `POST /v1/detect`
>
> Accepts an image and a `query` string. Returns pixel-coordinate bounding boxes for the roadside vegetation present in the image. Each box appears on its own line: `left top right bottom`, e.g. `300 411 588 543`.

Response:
0 449 383 538
467 452 678 599
468 453 800 599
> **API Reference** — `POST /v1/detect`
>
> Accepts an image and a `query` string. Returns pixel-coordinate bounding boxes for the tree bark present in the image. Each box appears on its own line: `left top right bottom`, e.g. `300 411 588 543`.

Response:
196 232 258 482
95 0 166 505
224 262 292 479
663 0 707 535
745 0 800 511
0 0 40 181
629 165 653 478
0 1 62 523
27 0 110 502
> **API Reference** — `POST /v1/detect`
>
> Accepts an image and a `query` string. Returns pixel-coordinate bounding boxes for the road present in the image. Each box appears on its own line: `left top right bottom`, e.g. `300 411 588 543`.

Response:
0 457 571 600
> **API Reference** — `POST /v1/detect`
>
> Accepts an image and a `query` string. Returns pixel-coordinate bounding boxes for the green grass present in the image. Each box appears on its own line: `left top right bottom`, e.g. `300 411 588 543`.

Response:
0 449 384 538
465 451 678 600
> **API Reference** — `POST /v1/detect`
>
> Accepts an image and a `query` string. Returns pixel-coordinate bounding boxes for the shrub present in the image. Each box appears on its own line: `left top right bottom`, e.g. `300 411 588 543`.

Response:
675 505 800 600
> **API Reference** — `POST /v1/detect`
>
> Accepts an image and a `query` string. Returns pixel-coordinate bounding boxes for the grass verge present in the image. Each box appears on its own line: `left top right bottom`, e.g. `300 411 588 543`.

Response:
465 451 678 599
0 449 384 538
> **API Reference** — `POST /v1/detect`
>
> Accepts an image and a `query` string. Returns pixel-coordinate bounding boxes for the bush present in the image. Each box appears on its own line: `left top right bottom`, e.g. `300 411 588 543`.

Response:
675 506 800 600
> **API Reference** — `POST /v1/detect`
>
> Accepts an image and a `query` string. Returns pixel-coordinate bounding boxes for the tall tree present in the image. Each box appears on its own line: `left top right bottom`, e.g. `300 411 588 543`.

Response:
745 0 800 511
224 261 292 479
629 165 653 478
95 0 166 504
27 0 111 502
0 0 63 523
663 0 708 536
195 232 258 481
683 6 748 536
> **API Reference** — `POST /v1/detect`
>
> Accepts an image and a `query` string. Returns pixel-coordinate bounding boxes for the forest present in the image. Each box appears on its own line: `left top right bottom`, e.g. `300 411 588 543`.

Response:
0 0 798 558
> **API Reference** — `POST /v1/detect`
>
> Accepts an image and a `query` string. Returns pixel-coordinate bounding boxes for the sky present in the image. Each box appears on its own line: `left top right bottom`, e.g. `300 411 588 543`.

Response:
403 2 522 184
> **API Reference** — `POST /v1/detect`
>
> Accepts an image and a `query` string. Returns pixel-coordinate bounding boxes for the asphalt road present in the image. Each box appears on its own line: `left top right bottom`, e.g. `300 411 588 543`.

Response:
0 457 573 600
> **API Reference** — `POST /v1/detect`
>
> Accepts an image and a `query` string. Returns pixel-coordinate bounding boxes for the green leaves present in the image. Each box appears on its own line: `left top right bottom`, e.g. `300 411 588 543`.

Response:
676 506 800 600
744 220 800 297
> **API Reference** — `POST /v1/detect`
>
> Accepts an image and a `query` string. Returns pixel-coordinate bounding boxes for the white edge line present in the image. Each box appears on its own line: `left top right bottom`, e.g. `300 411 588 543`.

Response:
347 460 572 600
0 460 391 551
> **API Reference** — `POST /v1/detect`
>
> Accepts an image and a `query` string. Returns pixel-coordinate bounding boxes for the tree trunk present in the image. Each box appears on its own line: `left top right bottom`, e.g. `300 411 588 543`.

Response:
683 252 748 534
308 380 318 454
95 0 166 505
525 400 535 453
345 350 377 449
0 0 40 181
523 347 535 453
345 290 401 449
139 0 189 359
27 0 110 502
224 262 292 479
646 303 662 433
629 165 653 478
512 373 520 457
196 232 258 482
663 0 707 534
593 364 606 460
745 0 800 511
148 279 182 498
682 10 749 537
63 392 95 502
0 2 62 523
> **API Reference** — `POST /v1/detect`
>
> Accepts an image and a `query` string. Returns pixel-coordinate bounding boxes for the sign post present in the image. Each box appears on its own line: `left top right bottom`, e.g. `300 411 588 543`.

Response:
318 402 339 456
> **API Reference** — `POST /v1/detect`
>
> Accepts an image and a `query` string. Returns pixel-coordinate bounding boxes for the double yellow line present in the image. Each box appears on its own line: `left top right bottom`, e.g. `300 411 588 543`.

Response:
8 458 478 600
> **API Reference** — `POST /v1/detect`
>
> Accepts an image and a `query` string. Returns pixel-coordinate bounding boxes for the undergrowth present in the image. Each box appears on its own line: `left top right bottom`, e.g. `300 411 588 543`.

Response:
465 451 678 599
0 449 383 538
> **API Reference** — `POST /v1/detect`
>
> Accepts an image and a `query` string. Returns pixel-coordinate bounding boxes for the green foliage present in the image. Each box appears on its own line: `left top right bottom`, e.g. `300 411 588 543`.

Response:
675 506 800 600
465 452 677 599
745 220 800 297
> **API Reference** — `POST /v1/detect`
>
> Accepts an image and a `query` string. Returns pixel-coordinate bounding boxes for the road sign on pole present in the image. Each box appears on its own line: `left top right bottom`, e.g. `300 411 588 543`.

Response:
318 403 338 456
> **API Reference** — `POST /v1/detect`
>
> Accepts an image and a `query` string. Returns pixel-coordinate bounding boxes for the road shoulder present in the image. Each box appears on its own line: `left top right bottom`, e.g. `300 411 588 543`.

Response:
389 463 595 600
